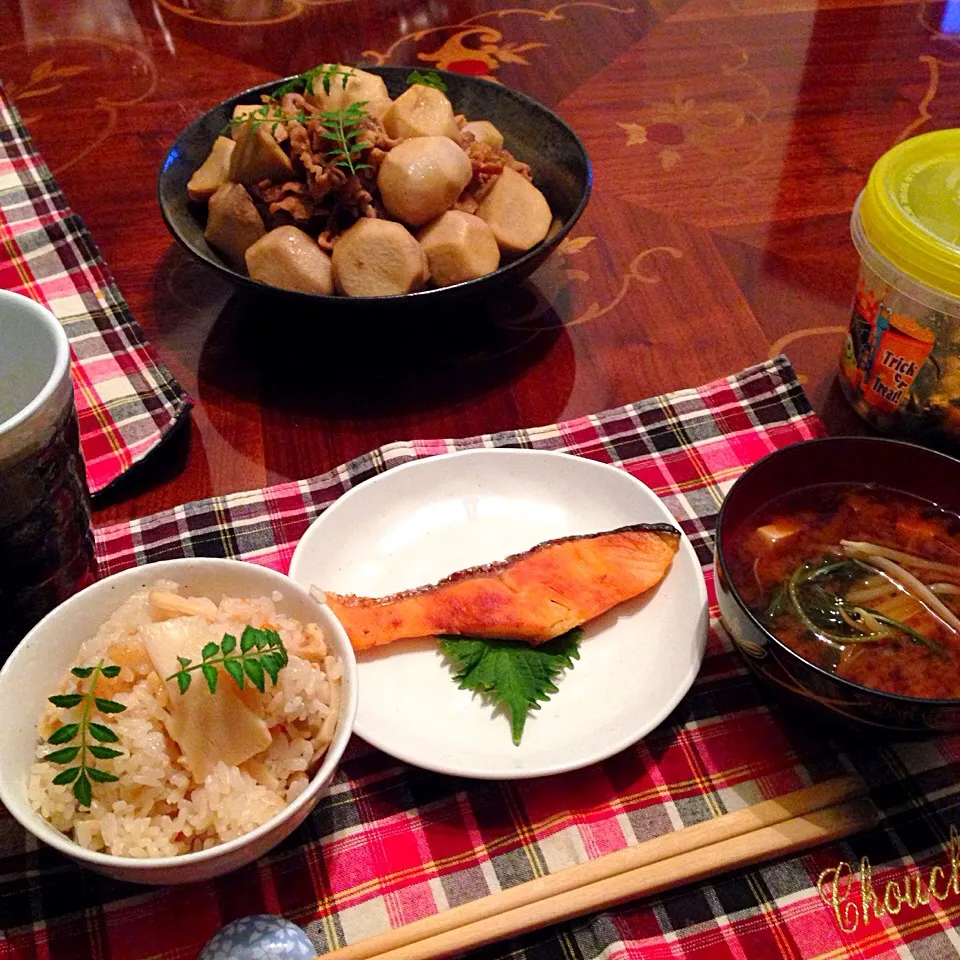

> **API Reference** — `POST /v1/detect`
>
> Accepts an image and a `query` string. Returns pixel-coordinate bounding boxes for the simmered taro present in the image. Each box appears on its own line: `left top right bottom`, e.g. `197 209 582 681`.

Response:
728 484 960 699
187 65 554 296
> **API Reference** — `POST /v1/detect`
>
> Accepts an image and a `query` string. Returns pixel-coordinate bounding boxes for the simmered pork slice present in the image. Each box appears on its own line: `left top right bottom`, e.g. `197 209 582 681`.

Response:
324 523 682 651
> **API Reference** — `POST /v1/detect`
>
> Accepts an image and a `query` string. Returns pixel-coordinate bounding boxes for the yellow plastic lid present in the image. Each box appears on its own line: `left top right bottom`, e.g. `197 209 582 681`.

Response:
860 129 960 299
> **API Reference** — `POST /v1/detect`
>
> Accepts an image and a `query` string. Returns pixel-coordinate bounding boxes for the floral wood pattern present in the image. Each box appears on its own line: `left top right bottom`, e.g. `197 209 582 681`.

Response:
559 240 685 327
894 55 960 145
616 37 770 199
414 28 547 78
363 2 636 78
4 59 90 122
1 39 157 175
489 234 685 333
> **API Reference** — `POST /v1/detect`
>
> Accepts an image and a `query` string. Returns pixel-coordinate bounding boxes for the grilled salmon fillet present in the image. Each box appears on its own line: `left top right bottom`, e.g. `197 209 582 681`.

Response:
322 523 681 651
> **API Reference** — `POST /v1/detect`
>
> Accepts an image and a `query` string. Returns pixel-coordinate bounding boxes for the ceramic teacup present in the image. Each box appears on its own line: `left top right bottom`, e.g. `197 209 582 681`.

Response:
0 290 96 656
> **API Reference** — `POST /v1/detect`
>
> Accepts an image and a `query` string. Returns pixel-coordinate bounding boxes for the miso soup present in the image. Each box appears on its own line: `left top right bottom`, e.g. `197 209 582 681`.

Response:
728 483 960 699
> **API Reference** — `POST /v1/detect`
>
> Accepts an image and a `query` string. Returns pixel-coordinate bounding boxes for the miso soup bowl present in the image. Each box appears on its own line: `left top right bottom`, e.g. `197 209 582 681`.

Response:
714 436 960 735
0 558 358 885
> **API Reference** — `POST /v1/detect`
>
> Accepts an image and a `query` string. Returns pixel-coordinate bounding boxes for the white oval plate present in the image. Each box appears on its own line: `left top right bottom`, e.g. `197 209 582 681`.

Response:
289 449 708 779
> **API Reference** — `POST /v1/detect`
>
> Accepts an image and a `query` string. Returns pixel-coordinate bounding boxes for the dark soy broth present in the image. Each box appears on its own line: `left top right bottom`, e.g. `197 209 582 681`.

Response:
728 483 960 699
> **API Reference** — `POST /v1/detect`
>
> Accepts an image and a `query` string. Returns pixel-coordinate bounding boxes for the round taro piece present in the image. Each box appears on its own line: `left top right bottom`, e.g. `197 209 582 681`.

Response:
332 218 428 297
305 65 391 121
461 120 504 150
377 136 472 227
199 915 315 960
384 84 460 140
245 226 334 295
418 210 500 286
476 166 552 254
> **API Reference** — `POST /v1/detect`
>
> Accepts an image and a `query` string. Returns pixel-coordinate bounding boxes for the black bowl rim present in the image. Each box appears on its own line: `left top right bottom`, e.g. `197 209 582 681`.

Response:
715 434 960 708
157 66 594 304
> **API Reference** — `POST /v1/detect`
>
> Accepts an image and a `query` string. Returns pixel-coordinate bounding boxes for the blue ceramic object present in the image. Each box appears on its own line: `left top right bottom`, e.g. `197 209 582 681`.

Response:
199 915 316 960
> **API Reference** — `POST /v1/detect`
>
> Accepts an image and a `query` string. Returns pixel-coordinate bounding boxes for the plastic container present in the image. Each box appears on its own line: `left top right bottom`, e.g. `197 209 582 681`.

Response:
840 129 960 441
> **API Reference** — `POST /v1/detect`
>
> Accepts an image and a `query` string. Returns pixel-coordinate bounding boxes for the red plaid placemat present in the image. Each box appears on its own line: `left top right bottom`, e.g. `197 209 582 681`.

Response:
0 83 190 495
5 356 960 960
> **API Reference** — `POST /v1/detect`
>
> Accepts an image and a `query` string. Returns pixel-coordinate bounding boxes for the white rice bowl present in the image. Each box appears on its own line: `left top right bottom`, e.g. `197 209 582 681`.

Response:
0 559 357 885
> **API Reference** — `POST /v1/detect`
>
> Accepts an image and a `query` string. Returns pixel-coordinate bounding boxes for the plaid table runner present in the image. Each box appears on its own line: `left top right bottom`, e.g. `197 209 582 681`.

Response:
5 356 960 960
0 83 190 495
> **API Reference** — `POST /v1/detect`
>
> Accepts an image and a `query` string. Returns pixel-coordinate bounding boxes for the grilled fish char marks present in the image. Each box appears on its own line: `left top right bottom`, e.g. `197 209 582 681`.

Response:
325 523 681 650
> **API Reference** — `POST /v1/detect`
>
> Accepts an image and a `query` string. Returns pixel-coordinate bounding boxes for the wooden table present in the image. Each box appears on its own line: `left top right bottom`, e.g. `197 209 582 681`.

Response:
4 0 957 523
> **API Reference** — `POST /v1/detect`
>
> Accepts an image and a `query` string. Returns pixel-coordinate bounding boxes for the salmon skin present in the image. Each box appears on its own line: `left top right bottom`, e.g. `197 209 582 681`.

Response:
323 523 682 651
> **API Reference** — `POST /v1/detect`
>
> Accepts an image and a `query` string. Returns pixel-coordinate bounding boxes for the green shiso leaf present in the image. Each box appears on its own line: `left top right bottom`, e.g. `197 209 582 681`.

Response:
438 629 582 745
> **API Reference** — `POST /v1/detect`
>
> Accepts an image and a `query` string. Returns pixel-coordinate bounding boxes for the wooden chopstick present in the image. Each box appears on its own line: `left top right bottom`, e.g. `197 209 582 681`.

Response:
319 776 870 960
363 798 876 960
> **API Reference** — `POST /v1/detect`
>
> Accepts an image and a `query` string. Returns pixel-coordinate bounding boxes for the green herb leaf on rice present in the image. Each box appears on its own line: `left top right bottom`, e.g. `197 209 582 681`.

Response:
44 660 126 807
48 694 83 710
201 663 219 693
86 768 120 784
94 697 126 714
44 746 81 765
244 658 265 693
240 626 258 654
47 723 80 745
224 658 245 690
168 626 289 696
438 629 582 745
88 722 120 744
74 773 92 808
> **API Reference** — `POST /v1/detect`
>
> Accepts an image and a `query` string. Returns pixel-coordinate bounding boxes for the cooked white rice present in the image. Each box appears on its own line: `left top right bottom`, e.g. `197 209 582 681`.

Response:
28 580 342 858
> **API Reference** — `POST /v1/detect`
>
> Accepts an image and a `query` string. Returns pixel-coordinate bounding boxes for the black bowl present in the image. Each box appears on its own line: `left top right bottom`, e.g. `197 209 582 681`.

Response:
714 436 960 735
157 67 592 314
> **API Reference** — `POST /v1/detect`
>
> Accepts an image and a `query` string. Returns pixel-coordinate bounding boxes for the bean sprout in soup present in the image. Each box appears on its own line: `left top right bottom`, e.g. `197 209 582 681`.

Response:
727 484 960 699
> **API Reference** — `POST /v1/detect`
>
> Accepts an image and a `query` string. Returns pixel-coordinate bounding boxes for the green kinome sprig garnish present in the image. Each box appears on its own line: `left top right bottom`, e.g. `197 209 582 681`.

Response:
224 63 357 135
228 99 372 176
319 101 371 175
45 661 126 808
273 63 355 101
167 625 289 695
225 102 287 136
406 69 447 92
